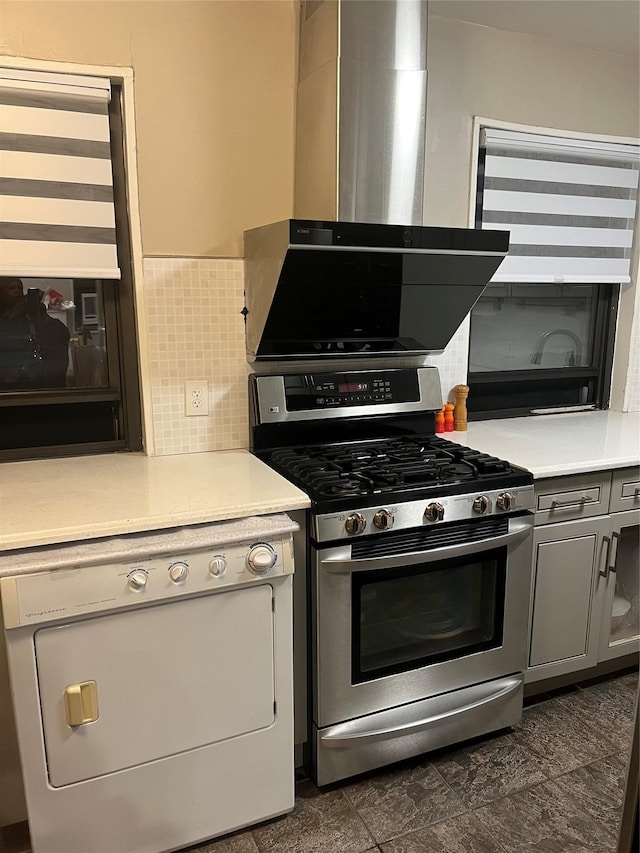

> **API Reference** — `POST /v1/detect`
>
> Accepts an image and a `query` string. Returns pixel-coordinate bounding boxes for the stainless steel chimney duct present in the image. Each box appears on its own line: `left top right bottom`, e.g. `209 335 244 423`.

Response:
243 0 509 363
294 0 428 225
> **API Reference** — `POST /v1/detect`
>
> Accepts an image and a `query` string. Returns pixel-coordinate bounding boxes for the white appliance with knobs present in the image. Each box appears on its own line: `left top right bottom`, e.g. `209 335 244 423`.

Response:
0 514 297 853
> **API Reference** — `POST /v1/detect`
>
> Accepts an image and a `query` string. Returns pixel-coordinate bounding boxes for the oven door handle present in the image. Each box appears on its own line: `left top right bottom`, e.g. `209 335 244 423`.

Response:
320 519 531 573
319 675 522 748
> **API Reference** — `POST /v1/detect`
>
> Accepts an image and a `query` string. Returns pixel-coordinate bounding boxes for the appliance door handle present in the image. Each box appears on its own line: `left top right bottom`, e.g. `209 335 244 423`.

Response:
319 676 522 748
64 681 99 727
320 520 531 573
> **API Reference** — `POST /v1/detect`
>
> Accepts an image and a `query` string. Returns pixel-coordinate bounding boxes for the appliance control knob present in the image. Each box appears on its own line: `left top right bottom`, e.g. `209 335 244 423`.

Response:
424 502 445 523
473 495 492 515
345 513 367 535
247 543 276 574
128 570 148 592
209 556 227 577
496 492 515 511
168 562 188 584
373 509 394 530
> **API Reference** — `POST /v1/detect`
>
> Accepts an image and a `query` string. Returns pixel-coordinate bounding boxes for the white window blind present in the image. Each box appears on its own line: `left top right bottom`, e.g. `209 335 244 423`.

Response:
0 67 120 279
479 127 640 283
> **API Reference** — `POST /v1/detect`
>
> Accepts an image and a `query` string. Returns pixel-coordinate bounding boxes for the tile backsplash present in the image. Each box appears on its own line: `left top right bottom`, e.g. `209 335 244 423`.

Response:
143 258 249 455
142 257 639 457
141 257 470 456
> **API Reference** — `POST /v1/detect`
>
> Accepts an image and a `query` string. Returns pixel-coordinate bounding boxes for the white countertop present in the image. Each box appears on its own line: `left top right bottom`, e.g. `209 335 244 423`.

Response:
1 410 637 551
0 450 310 551
447 410 640 478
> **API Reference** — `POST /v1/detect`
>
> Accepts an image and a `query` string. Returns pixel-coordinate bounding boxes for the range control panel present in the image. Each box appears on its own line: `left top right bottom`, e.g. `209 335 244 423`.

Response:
1 536 293 629
314 486 536 542
284 370 420 411
251 367 443 427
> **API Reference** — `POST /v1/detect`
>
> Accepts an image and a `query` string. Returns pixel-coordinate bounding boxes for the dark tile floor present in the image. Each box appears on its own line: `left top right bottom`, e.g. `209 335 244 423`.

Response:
1 670 637 853
188 669 638 853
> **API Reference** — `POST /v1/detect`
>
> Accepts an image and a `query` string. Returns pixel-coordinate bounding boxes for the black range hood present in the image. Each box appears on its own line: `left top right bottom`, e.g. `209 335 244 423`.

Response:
244 219 509 362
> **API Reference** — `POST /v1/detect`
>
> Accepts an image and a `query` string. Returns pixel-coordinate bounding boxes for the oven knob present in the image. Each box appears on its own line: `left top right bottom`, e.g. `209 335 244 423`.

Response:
373 509 394 530
473 495 492 515
247 543 276 574
209 556 227 577
424 502 445 523
128 570 148 591
168 562 188 584
345 513 367 535
496 492 515 511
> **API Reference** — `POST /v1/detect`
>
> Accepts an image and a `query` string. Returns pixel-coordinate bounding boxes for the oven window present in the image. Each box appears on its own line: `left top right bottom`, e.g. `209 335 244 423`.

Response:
352 548 505 683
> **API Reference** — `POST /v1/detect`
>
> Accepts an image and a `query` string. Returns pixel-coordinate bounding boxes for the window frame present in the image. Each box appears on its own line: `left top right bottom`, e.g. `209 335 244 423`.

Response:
466 117 637 420
467 281 619 419
0 58 150 460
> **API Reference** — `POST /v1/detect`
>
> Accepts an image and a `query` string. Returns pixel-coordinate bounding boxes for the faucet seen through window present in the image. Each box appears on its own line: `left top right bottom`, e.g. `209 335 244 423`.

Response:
468 123 639 418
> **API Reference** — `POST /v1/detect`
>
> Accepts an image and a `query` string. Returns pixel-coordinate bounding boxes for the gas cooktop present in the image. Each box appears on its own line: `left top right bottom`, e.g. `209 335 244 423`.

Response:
250 368 535 540
264 434 532 513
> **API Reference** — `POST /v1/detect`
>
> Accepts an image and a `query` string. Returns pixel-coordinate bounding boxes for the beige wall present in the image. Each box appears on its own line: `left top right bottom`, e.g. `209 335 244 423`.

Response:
2 4 636 254
424 15 640 228
422 15 640 411
0 0 298 258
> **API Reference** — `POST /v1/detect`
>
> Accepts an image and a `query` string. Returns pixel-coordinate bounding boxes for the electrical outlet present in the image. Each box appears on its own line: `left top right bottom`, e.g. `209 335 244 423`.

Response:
185 381 209 417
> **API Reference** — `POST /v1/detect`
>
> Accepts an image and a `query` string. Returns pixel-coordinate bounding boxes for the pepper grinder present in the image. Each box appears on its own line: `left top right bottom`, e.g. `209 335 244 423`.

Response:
453 384 469 431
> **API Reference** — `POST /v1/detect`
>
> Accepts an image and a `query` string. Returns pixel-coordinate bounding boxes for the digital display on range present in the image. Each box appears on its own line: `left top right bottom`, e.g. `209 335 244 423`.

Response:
338 383 369 393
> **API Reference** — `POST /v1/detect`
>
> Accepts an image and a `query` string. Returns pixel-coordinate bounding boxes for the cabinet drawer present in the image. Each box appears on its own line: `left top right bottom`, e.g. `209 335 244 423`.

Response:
609 467 640 513
534 472 611 526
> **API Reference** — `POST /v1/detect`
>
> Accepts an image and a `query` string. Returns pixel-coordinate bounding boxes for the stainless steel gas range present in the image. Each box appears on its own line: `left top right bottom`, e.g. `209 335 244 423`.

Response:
250 366 534 786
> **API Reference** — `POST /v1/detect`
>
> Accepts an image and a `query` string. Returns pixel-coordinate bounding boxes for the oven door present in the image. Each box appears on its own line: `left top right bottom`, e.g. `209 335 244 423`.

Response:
312 515 533 729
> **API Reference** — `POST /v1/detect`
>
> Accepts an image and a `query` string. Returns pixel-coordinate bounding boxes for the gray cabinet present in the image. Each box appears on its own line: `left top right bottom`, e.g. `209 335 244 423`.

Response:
609 467 640 513
597 469 640 663
526 468 639 685
533 471 611 525
528 515 609 681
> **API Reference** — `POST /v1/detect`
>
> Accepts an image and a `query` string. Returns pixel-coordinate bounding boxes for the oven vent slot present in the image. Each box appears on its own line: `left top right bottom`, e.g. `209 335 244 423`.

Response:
351 517 509 559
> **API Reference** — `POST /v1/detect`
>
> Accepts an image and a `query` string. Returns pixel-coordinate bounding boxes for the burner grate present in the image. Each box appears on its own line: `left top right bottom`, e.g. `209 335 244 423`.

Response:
267 435 519 501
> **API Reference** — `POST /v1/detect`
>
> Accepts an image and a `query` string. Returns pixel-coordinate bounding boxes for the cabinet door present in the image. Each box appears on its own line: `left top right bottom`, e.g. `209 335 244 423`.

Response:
527 516 610 684
596 508 640 662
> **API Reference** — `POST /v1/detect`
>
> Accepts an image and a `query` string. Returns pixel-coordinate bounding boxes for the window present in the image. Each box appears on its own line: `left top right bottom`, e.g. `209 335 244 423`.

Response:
0 67 142 459
467 123 639 419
